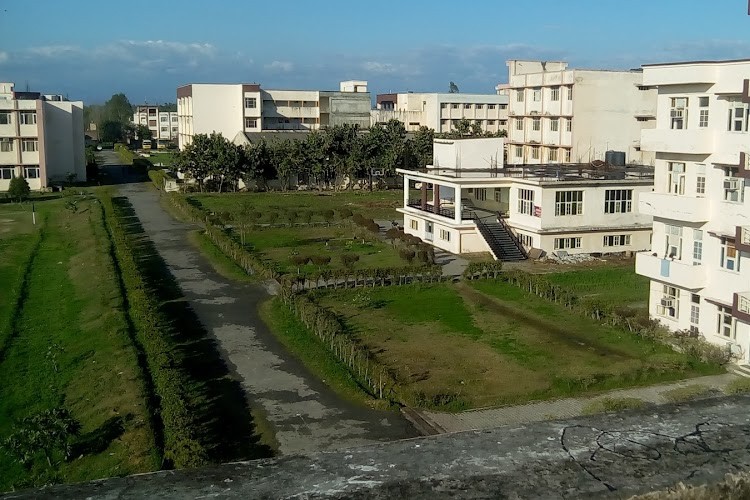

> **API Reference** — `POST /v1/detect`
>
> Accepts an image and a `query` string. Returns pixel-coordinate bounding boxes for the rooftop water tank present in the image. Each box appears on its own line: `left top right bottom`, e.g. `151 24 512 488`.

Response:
605 150 626 166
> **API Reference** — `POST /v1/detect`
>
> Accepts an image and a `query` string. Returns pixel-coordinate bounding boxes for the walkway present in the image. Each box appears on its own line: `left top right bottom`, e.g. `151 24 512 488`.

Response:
98 152 417 455
419 373 739 433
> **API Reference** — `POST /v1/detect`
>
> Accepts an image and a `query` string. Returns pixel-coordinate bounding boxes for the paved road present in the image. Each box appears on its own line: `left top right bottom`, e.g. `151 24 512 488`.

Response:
97 151 416 455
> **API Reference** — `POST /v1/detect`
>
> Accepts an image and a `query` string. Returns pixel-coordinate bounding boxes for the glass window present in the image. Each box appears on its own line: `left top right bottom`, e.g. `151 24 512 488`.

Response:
516 90 524 102
554 237 581 249
0 167 14 179
555 190 583 216
515 119 523 131
518 188 534 215
665 224 683 259
532 88 541 101
550 118 559 132
514 145 523 158
657 285 679 319
550 87 560 101
603 235 631 246
532 118 541 131
670 97 688 129
604 189 633 213
23 166 39 179
410 220 418 230
531 146 540 159
0 112 10 125
22 139 38 152
0 138 13 152
668 162 686 195
717 306 736 338
244 118 257 128
693 229 703 264
720 238 739 271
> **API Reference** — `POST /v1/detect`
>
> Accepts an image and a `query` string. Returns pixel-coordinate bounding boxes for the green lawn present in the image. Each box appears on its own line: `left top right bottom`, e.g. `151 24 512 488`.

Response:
0 197 158 491
144 151 176 167
310 281 720 411
543 264 649 309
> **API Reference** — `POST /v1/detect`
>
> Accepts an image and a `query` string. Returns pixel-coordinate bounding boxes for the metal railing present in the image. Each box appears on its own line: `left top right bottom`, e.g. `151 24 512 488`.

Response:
496 212 528 259
406 200 474 220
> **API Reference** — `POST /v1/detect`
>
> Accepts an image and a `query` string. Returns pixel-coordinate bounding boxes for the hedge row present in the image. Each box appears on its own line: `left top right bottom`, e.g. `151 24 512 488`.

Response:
99 192 209 468
148 169 167 189
462 261 504 280
281 265 448 291
279 288 399 401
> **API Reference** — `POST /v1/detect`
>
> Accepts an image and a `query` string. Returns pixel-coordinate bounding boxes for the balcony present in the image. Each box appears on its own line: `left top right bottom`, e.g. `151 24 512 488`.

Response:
734 292 750 323
406 200 474 221
635 252 706 290
640 128 713 155
737 226 750 252
639 192 710 223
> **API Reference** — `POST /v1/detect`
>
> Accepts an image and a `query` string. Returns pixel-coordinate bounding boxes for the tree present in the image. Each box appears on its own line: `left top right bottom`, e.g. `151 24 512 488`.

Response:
241 139 275 191
3 408 81 468
135 124 152 141
175 133 243 192
302 131 330 189
100 120 126 143
454 118 471 137
323 124 359 188
470 122 484 136
102 93 133 125
410 126 434 169
7 176 30 202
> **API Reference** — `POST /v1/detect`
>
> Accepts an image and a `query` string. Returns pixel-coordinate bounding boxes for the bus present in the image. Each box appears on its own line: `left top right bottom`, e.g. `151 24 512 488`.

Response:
142 139 152 150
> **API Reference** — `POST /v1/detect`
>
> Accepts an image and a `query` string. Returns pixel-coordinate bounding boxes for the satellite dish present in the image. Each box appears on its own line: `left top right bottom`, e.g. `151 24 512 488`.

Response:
449 82 459 93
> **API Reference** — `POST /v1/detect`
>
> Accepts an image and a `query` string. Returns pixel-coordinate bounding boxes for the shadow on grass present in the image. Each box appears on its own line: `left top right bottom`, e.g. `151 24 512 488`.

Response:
111 196 273 463
71 416 126 457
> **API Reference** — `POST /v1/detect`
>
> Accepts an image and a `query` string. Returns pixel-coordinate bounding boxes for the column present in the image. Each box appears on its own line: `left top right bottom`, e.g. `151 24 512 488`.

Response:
403 175 410 208
421 180 427 209
434 184 441 213
454 185 462 223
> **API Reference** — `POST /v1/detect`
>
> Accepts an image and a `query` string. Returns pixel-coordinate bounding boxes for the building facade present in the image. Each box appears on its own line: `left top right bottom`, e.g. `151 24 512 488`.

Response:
635 59 750 362
371 92 509 135
133 105 178 144
398 138 654 258
177 81 370 149
0 82 85 192
505 60 657 166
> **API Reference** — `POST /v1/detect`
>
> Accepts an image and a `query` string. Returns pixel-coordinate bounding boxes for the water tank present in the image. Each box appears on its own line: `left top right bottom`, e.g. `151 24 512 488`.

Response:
605 150 626 166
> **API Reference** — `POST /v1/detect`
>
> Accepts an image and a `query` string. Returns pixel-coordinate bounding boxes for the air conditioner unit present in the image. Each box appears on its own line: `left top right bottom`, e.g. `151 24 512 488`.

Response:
660 297 674 308
724 179 741 191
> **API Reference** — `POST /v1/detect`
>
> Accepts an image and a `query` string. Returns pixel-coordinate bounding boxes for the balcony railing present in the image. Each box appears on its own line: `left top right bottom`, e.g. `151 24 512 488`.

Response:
406 200 474 220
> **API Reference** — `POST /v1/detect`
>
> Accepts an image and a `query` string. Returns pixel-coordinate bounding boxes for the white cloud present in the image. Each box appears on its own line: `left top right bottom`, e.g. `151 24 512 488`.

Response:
0 51 7 64
264 60 293 72
362 61 397 74
27 45 79 58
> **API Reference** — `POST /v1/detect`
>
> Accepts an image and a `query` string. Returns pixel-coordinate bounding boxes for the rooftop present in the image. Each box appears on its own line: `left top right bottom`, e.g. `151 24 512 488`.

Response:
407 162 654 182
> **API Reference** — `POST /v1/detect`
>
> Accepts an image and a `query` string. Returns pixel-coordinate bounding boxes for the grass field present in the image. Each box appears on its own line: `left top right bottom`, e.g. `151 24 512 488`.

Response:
143 151 176 167
311 282 720 411
0 196 158 491
543 264 649 310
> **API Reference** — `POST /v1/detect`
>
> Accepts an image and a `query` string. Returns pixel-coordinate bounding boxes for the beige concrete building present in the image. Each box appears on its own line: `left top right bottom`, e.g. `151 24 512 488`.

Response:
505 60 656 166
133 105 178 144
635 59 750 362
176 80 370 149
0 82 85 192
372 92 509 135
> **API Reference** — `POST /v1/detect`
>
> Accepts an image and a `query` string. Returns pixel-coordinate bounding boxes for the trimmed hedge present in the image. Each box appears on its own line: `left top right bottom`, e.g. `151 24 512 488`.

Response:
148 169 167 190
99 192 208 468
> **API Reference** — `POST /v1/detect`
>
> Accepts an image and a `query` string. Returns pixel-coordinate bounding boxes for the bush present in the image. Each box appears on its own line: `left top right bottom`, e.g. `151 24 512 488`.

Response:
366 221 381 234
338 208 354 219
340 253 360 269
662 384 712 403
352 213 365 225
310 255 331 266
290 254 311 266
7 176 31 202
398 248 416 264
299 210 313 223
582 397 646 415
725 378 750 395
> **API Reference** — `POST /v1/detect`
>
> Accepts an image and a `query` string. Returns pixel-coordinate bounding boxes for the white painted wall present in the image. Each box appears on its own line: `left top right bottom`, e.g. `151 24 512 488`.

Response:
432 138 504 171
192 84 243 140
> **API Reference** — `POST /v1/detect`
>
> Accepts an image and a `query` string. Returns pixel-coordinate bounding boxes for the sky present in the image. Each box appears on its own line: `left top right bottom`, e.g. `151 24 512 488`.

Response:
1 0 749 104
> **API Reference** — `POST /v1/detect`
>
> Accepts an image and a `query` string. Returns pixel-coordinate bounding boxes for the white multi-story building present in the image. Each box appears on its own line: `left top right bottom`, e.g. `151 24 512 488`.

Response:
177 81 370 149
371 92 509 135
397 137 654 258
133 105 178 144
505 60 657 166
635 59 750 362
0 82 85 192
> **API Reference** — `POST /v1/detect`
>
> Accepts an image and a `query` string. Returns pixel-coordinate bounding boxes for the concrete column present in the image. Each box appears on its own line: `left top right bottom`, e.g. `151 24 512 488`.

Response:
434 184 440 212
455 186 462 223
421 181 427 209
403 175 410 207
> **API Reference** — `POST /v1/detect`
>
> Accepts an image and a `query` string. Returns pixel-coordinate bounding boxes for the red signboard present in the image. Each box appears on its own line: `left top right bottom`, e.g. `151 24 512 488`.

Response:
533 205 542 217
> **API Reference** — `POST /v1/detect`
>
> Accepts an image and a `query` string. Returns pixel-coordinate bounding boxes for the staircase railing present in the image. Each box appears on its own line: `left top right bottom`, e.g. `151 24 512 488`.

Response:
473 214 500 260
496 212 528 259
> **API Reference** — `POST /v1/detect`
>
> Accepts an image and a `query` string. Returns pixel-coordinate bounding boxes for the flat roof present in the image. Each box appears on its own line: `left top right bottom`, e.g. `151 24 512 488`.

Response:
642 58 750 67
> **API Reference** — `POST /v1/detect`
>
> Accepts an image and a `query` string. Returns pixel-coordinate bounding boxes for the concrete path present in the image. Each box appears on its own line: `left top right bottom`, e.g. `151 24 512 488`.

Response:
98 152 416 455
420 372 739 433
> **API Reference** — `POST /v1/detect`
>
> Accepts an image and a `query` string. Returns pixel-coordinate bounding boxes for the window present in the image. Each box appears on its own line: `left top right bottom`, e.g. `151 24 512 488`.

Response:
603 234 631 247
20 112 37 125
474 120 482 125
670 97 688 129
667 162 686 195
475 188 487 201
516 90 524 102
550 87 560 101
665 224 683 259
699 97 709 128
531 146 540 160
451 104 459 109
657 285 679 319
554 237 581 250
149 120 157 127
514 145 523 158
488 104 496 110
515 119 524 131
245 118 257 128
487 119 495 125
696 175 706 196
160 126 168 133
518 233 533 248
548 148 558 162
693 229 703 264
720 238 740 271
518 188 534 215
604 189 633 213
171 126 178 132
555 190 583 216
727 98 749 132
172 116 178 122
717 306 736 339
548 118 559 132
23 166 39 179
410 219 418 230
0 112 10 124
690 294 700 333
439 229 451 241
532 118 541 131
22 139 38 153
464 104 472 109
476 104 484 109
566 86 573 100
440 119 447 126
499 104 508 110
0 138 13 152
500 120 507 126
723 166 745 202
532 88 541 102
160 115 168 122
565 118 572 132
0 167 13 179
564 149 571 162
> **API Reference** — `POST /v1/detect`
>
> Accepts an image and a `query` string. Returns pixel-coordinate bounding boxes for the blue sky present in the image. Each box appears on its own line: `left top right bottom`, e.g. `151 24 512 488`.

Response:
1 0 749 104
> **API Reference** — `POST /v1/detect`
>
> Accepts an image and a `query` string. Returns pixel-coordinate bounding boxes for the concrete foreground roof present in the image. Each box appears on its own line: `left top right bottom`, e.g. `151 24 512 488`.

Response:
5 395 750 499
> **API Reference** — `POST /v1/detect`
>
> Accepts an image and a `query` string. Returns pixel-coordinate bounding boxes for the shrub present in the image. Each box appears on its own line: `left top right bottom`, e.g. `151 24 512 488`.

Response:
338 208 353 219
290 254 311 266
399 248 416 264
662 384 712 403
352 213 365 225
320 209 335 221
582 397 646 415
385 227 401 244
310 255 331 266
266 211 279 224
299 210 313 223
340 253 360 269
366 221 381 234
7 176 31 202
725 378 750 395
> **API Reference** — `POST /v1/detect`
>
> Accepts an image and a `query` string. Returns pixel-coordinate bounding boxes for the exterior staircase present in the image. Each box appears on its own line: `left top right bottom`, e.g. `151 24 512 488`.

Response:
475 215 527 262
729 364 750 379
